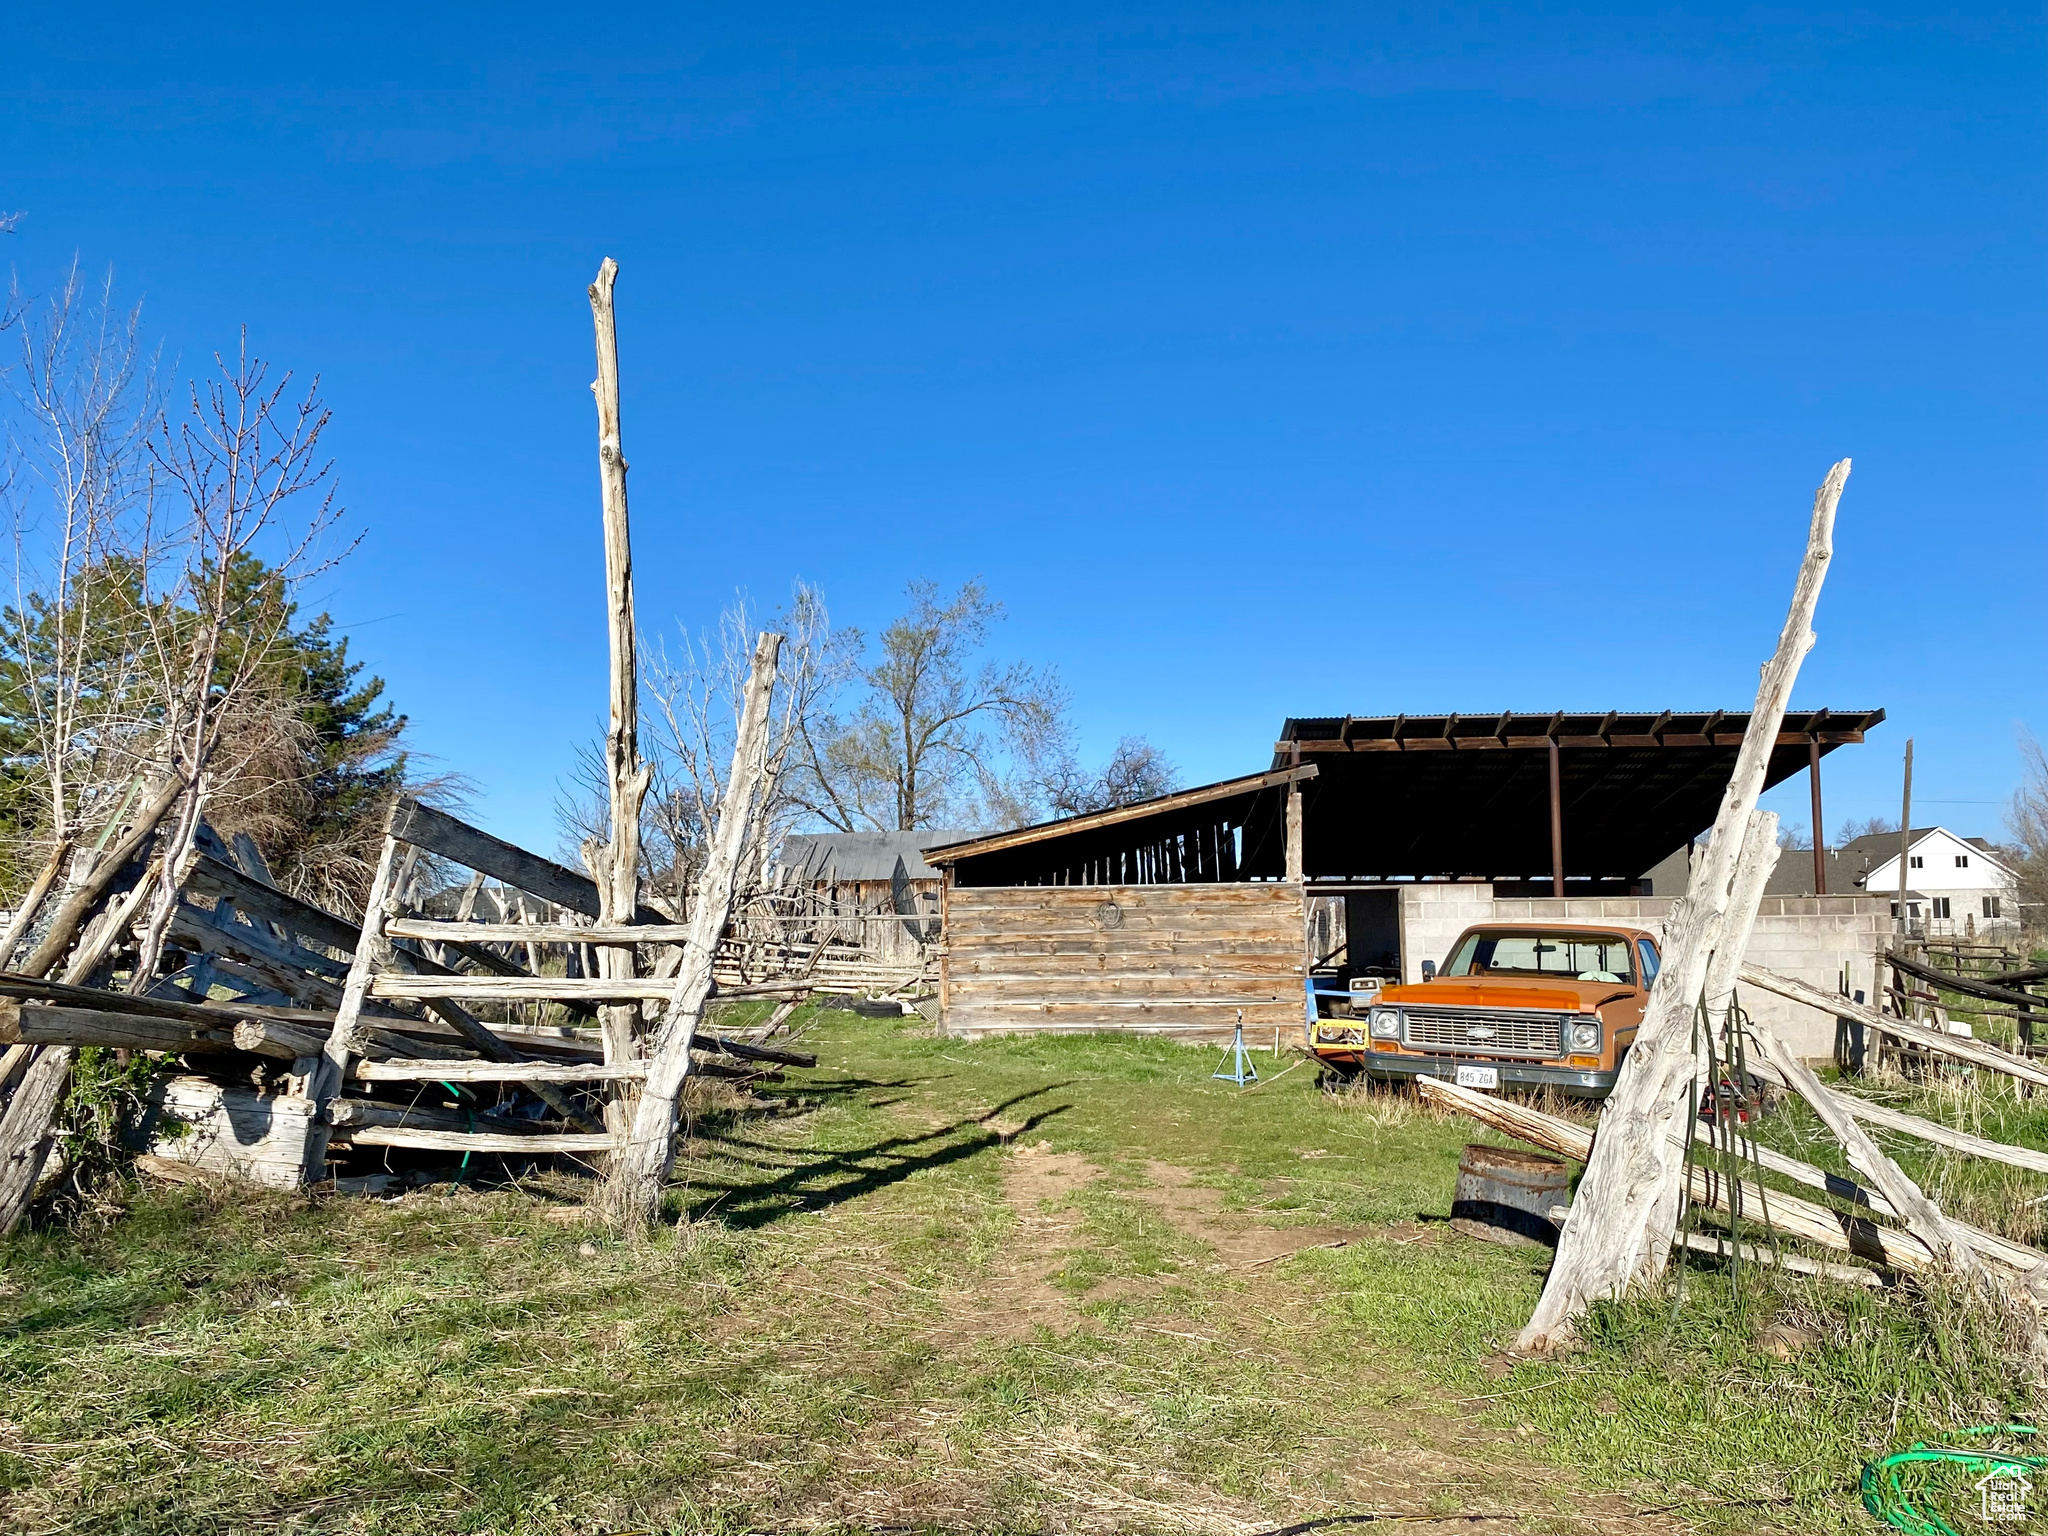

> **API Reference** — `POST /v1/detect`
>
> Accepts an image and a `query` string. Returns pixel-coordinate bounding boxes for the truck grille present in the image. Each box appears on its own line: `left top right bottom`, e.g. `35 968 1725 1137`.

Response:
1400 1006 1567 1059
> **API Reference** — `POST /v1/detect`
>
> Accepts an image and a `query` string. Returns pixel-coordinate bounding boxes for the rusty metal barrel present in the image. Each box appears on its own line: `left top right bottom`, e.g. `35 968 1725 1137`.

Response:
1449 1143 1569 1248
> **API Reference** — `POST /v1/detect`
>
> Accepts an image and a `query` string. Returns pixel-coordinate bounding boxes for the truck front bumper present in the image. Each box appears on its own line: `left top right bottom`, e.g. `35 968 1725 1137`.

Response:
1319 1048 1618 1099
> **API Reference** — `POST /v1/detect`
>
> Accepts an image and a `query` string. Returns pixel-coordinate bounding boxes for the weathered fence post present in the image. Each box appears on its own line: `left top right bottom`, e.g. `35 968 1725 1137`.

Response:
1520 459 1849 1351
583 258 654 1124
606 632 781 1228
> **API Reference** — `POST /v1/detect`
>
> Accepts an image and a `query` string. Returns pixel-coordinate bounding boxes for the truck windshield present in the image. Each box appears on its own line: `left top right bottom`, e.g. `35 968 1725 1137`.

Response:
1443 931 1636 983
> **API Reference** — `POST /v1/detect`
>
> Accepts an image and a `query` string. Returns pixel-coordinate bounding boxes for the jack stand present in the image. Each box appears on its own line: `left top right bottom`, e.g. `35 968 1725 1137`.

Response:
1213 1009 1260 1086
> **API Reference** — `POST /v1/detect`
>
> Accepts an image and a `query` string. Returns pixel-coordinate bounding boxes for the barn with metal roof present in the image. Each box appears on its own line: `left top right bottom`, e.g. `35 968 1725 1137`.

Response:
924 708 1888 1050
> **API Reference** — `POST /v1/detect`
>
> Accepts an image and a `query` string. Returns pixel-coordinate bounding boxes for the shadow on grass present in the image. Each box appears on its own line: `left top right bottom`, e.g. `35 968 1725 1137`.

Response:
676 1084 1074 1230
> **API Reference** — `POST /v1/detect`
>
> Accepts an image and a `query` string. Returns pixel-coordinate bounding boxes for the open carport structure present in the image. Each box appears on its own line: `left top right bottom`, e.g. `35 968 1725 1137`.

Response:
926 708 1887 1053
1276 709 1885 894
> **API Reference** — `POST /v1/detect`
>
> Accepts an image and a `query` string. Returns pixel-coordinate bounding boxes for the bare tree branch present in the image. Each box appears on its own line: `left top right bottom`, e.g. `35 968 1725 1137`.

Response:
124 334 362 984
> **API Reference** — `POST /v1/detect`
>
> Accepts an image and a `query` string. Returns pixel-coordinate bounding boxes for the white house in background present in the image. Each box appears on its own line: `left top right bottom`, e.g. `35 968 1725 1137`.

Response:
1839 827 2019 936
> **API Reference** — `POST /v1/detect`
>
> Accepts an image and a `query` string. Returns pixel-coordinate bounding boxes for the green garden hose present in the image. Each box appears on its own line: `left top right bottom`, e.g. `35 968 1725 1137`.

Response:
439 1081 474 1186
1862 1424 2041 1534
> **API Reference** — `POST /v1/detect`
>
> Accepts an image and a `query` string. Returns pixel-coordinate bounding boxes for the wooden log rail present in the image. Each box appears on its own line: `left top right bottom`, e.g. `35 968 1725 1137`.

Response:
167 903 347 1008
327 1098 540 1136
343 1128 619 1154
1416 1076 2044 1277
372 975 677 1003
0 971 347 1029
354 1059 650 1083
185 853 360 953
1740 965 2048 1090
1676 1229 1882 1288
388 918 692 947
234 1017 475 1064
368 970 898 1024
1886 949 2048 1013
1 1002 237 1054
388 799 668 925
1739 1045 2048 1177
0 983 814 1074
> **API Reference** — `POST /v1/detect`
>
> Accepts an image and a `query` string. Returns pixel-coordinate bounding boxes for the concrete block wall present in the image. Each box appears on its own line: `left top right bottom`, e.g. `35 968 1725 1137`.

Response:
1395 884 1889 1061
1744 897 1891 1058
1397 884 1499 986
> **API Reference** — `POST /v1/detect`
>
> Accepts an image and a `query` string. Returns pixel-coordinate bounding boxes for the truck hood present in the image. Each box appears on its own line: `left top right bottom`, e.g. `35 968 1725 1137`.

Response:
1375 979 1636 1013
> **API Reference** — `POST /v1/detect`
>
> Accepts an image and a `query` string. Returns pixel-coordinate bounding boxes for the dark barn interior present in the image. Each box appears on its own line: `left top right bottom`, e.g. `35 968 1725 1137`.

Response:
1278 710 1884 886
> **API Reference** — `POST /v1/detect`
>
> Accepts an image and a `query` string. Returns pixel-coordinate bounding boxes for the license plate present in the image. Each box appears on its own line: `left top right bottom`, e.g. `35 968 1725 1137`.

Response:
1454 1064 1500 1090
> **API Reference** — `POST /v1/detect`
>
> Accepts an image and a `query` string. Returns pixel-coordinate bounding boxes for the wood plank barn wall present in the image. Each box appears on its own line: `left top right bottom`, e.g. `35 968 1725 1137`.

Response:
941 883 1304 1042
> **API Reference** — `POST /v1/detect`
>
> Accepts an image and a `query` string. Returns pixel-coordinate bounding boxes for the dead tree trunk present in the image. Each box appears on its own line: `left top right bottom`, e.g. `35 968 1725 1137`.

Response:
606 632 780 1227
1520 459 1849 1351
583 258 653 1123
1701 812 1780 1020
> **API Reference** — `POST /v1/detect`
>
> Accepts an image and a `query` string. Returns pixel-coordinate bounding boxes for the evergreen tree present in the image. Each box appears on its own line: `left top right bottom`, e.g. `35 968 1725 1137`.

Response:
207 552 410 905
0 549 412 910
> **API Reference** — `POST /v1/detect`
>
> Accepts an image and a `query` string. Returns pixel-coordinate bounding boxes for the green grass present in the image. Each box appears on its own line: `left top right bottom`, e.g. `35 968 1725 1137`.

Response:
2 1006 2040 1534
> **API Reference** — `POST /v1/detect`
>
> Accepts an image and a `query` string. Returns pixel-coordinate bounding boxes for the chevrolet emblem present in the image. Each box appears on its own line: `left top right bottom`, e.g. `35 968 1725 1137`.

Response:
1467 1026 1496 1041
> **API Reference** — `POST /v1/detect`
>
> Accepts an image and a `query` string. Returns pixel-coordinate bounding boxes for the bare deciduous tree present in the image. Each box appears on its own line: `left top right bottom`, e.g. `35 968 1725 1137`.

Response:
1 262 161 875
2008 731 2048 936
788 579 1064 832
648 582 845 900
554 582 847 914
1035 734 1178 819
124 337 357 985
566 577 1182 888
1836 814 1901 844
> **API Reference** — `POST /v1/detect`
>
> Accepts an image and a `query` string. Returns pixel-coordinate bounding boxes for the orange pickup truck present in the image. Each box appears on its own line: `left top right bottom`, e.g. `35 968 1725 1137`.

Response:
1310 923 1662 1098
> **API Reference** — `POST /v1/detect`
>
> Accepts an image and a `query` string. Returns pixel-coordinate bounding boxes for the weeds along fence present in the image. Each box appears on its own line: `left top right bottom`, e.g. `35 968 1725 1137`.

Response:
1878 941 2048 1061
1422 963 2048 1372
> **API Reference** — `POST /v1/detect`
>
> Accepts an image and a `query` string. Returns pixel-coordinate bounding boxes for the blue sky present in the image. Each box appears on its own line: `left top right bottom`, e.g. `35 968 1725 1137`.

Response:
6 3 2043 855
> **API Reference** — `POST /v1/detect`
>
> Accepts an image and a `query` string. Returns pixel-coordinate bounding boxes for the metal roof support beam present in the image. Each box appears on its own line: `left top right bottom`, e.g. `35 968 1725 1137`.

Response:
1548 737 1565 897
1809 736 1827 896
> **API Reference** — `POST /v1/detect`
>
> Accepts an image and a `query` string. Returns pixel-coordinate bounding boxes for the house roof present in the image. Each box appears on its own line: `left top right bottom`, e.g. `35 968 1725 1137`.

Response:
1762 827 2014 897
1843 828 2013 876
776 829 976 884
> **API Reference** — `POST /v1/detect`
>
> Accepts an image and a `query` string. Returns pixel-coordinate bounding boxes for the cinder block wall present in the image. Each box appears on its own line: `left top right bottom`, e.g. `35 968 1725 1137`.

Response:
1398 885 1888 1060
1743 898 1892 1057
1397 885 1501 984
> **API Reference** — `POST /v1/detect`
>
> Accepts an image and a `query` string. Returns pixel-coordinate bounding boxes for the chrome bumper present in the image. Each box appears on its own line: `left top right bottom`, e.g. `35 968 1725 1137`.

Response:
1336 1048 1618 1098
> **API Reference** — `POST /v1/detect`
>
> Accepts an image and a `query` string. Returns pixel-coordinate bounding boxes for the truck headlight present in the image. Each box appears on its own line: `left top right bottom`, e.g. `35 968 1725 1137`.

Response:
1369 1008 1401 1040
1570 1021 1601 1052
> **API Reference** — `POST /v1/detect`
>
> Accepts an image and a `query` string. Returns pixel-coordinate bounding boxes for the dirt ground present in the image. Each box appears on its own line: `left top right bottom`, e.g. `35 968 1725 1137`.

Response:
773 1137 1689 1535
